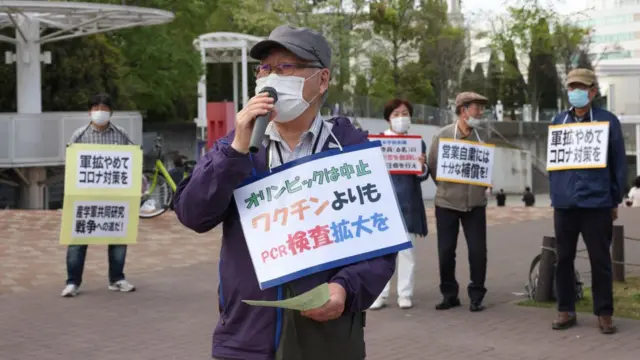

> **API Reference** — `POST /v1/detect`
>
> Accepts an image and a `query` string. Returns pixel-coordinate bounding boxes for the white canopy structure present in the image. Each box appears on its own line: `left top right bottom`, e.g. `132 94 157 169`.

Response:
193 32 263 129
0 0 174 114
0 1 174 209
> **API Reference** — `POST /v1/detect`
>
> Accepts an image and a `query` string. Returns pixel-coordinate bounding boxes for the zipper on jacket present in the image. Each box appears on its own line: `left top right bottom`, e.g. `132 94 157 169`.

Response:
274 285 283 351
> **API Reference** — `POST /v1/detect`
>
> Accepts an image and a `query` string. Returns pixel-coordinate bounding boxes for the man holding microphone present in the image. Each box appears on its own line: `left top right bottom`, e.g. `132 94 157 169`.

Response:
174 25 395 360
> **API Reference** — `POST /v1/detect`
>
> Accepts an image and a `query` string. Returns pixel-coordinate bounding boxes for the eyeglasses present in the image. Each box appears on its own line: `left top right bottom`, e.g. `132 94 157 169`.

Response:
254 63 323 78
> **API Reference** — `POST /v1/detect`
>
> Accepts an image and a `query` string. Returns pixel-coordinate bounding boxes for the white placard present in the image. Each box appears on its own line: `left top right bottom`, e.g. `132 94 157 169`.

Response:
75 150 133 189
367 135 423 174
72 200 129 238
546 122 610 171
233 142 411 290
435 138 495 187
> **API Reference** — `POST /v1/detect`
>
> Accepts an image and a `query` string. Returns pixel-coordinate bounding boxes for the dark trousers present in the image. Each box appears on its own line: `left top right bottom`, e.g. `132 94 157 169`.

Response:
554 208 613 316
435 206 487 302
66 245 128 286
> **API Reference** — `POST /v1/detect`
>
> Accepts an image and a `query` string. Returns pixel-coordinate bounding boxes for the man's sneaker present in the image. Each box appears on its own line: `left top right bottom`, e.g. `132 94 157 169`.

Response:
369 297 387 310
61 284 79 297
108 279 136 292
398 297 413 309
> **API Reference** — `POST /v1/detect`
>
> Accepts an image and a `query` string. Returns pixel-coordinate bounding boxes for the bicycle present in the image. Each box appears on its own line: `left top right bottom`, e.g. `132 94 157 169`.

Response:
139 137 195 219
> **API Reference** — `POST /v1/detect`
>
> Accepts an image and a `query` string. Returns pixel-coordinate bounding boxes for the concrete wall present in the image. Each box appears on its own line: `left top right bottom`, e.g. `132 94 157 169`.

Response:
354 117 534 199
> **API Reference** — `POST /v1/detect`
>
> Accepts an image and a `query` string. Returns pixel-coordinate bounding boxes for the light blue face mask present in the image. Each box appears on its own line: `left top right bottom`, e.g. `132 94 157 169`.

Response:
568 89 590 108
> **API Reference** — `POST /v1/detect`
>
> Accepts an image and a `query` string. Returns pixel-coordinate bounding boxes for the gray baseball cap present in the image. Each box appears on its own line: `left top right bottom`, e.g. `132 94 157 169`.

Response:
250 25 332 68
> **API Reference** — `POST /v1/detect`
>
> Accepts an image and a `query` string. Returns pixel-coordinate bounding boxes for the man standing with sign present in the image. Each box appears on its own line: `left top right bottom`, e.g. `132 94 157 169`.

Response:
427 92 492 313
174 25 396 360
547 69 626 334
61 94 136 297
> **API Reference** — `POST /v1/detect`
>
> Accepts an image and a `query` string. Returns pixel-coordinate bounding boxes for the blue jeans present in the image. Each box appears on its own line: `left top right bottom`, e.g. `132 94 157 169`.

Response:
66 245 128 286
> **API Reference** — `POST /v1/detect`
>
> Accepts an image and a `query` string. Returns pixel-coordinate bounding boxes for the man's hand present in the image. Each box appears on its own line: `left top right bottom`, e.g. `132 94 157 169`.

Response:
612 207 618 221
300 283 346 322
230 92 276 154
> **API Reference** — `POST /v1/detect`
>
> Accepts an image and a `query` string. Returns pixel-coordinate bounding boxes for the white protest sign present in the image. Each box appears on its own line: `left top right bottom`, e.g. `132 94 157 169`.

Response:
233 141 411 290
71 200 129 238
435 138 495 187
546 122 609 171
367 135 423 174
76 150 133 189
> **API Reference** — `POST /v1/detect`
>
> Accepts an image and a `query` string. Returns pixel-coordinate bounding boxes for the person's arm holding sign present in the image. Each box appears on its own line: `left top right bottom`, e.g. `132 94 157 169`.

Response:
427 134 439 184
609 116 626 221
173 93 275 232
417 140 429 181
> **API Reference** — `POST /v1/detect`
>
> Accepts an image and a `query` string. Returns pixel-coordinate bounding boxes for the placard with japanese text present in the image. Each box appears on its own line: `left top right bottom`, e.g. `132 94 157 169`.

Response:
546 122 609 171
60 144 142 245
435 138 495 187
233 141 411 290
367 135 423 174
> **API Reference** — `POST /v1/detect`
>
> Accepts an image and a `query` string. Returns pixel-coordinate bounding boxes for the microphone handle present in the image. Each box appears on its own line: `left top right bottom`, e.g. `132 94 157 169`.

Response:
249 113 271 153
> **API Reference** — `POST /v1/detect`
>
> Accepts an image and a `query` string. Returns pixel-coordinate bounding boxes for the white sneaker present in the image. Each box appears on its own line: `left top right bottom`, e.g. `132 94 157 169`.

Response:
369 296 387 310
61 284 79 297
398 297 413 309
108 279 136 292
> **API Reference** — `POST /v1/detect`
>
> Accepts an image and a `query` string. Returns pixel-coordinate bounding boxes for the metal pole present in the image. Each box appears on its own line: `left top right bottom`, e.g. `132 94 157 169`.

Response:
241 43 248 109
612 225 625 282
535 236 557 302
233 61 239 112
16 16 41 114
197 45 207 130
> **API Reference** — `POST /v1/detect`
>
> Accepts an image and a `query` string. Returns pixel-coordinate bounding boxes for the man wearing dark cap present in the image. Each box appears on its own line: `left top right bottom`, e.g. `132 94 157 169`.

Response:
549 68 626 334
427 91 490 312
173 25 395 360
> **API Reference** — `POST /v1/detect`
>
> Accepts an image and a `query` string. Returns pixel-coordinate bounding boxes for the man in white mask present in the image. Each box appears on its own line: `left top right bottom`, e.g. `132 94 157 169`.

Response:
61 93 136 297
173 25 396 360
427 91 490 312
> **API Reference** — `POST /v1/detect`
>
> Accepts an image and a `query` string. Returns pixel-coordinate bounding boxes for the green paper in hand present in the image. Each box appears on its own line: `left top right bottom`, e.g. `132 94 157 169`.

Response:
242 283 329 311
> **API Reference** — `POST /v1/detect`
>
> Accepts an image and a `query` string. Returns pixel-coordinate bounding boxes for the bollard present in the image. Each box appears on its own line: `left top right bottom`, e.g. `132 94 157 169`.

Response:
612 225 625 282
535 236 557 302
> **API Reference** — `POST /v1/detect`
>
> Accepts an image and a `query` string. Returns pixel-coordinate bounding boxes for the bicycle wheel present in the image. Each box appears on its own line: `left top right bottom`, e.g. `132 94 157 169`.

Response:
139 171 173 219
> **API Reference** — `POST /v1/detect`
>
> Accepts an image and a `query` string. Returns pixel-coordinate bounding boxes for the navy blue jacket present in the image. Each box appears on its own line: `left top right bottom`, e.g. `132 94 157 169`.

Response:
549 107 627 209
389 139 429 236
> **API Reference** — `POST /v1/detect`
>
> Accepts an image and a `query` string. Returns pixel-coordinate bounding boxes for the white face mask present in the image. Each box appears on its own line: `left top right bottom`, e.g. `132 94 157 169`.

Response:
466 117 482 128
91 110 111 126
255 72 321 123
390 116 411 133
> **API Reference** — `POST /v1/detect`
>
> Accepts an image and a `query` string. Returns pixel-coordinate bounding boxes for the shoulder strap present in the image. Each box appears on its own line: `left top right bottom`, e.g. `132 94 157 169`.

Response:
72 123 92 143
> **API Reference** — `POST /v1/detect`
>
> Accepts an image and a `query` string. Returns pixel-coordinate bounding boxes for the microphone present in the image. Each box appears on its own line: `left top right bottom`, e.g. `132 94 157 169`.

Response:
249 87 278 153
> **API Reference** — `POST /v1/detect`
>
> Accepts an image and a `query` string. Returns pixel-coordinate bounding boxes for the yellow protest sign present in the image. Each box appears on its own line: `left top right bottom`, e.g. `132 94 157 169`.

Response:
59 144 143 245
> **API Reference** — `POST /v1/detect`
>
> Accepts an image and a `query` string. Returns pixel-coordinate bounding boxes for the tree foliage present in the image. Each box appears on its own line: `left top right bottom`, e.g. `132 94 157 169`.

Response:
485 48 502 106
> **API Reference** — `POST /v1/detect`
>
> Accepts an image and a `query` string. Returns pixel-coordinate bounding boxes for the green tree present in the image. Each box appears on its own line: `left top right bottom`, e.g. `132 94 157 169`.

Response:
491 1 557 120
485 48 502 106
460 68 474 92
416 0 467 111
527 18 558 114
471 63 486 94
369 0 419 95
499 39 527 119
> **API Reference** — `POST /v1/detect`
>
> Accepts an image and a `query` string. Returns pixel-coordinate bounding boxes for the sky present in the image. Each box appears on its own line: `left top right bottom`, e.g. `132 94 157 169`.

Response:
461 0 588 17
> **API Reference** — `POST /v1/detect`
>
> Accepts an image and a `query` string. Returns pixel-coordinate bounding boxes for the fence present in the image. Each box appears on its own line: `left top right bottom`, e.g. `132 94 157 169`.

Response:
532 225 640 302
326 95 454 126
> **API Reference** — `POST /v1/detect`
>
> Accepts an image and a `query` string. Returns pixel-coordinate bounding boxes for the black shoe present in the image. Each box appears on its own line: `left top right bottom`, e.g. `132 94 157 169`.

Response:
469 302 485 312
435 297 461 310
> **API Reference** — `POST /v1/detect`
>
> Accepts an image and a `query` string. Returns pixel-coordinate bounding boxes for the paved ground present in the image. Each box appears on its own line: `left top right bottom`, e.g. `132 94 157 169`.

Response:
1 206 640 359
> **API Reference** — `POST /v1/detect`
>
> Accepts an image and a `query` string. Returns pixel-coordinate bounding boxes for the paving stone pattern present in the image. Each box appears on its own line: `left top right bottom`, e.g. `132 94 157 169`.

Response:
1 207 639 359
